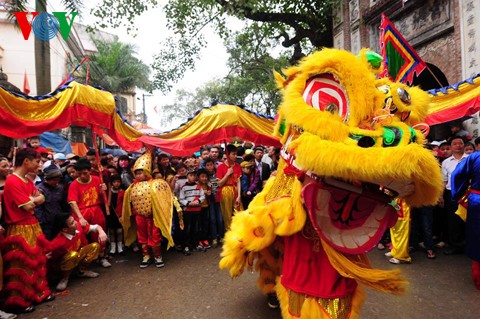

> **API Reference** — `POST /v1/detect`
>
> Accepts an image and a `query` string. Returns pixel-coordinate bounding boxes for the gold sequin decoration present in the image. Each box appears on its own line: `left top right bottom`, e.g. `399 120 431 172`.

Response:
130 181 152 216
152 179 170 192
7 223 43 247
133 152 152 175
317 294 352 319
265 161 296 202
288 289 353 319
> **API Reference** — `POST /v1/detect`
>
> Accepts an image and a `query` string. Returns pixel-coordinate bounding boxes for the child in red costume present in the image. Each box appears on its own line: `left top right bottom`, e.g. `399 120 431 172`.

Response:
50 213 108 291
122 151 175 269
68 158 111 268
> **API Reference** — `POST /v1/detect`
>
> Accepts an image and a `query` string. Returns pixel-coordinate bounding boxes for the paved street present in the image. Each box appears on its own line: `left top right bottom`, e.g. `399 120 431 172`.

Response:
23 246 480 319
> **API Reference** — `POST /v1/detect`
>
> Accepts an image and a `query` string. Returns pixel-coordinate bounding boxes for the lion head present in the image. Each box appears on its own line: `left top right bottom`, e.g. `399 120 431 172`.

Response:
273 48 443 254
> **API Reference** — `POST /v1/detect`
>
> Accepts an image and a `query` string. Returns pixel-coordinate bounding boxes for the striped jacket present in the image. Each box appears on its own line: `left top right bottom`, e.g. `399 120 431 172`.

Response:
179 182 205 212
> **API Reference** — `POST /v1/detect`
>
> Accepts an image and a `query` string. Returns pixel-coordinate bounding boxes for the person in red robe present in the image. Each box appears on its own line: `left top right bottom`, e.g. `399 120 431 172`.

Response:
1 148 54 313
67 158 111 268
216 144 242 230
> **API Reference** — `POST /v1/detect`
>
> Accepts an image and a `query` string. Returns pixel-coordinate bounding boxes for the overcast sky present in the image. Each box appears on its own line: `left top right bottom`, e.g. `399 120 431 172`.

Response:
47 0 232 130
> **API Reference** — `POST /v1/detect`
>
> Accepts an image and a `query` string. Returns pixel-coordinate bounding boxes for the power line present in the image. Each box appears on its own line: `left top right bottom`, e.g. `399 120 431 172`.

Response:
38 1 105 82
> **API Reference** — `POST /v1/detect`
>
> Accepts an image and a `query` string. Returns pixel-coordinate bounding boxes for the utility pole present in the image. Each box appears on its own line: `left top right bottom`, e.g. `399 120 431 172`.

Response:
35 0 51 94
141 93 153 124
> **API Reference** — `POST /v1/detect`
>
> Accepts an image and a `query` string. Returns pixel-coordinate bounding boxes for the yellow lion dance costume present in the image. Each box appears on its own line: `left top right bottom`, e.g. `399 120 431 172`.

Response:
219 48 443 318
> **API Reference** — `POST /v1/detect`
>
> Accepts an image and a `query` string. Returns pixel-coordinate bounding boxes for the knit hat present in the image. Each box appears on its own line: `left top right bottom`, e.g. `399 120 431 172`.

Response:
253 146 264 153
66 153 79 160
186 169 197 176
44 164 62 179
241 161 254 168
53 153 67 160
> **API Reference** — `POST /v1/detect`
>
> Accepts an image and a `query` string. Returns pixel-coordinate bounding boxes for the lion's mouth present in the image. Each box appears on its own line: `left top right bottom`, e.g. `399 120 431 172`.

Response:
281 130 406 254
302 175 398 254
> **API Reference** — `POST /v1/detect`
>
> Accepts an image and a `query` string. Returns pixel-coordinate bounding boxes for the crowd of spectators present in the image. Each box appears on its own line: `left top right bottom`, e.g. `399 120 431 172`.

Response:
0 136 280 317
381 122 480 265
1 120 478 316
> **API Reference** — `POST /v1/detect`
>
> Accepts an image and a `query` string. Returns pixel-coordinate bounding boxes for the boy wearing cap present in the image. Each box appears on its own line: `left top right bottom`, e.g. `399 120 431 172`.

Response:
66 153 79 163
240 161 259 209
53 153 67 168
35 165 69 240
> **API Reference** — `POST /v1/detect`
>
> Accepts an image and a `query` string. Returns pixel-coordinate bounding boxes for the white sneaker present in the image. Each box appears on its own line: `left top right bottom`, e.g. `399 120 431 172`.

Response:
109 242 117 255
385 251 392 257
140 255 152 268
389 257 411 264
435 241 446 248
100 258 112 268
117 242 124 254
77 270 100 278
154 256 165 268
0 310 17 319
56 277 69 291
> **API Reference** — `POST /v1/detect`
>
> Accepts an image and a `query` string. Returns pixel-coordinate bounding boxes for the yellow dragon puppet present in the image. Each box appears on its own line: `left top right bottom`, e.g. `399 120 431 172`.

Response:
219 48 443 318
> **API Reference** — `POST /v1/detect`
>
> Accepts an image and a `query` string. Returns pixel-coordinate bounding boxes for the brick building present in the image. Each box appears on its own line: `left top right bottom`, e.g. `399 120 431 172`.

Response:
333 0 480 87
333 0 480 139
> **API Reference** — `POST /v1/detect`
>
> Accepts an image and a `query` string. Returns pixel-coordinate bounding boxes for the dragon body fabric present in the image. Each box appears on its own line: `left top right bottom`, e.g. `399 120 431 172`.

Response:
219 48 443 318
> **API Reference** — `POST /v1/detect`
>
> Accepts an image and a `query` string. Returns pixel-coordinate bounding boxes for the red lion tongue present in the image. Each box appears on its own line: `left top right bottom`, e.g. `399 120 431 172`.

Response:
302 181 398 254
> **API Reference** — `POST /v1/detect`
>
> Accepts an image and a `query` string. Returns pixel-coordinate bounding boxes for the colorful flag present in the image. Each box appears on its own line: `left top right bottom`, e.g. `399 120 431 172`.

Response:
379 13 426 85
56 56 89 89
57 72 74 88
23 70 30 94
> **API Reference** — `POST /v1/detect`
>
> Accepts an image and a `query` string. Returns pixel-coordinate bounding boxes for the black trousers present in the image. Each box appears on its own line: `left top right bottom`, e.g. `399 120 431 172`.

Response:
444 190 465 249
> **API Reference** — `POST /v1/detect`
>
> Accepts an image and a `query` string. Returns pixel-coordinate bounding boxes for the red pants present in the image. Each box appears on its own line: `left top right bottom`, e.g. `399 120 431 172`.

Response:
78 206 106 251
136 215 162 247
472 260 480 290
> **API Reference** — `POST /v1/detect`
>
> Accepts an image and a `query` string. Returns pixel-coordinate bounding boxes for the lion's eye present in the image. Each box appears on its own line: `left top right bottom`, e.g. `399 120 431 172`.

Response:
325 103 338 114
303 74 349 120
397 87 411 105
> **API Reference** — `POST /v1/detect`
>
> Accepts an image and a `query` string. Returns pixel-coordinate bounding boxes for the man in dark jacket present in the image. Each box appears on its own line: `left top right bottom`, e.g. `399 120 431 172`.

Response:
35 164 69 240
253 146 271 191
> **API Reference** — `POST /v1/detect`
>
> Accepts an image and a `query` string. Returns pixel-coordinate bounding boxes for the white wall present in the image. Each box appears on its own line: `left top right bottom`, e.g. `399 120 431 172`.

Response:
0 10 70 95
0 9 138 118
